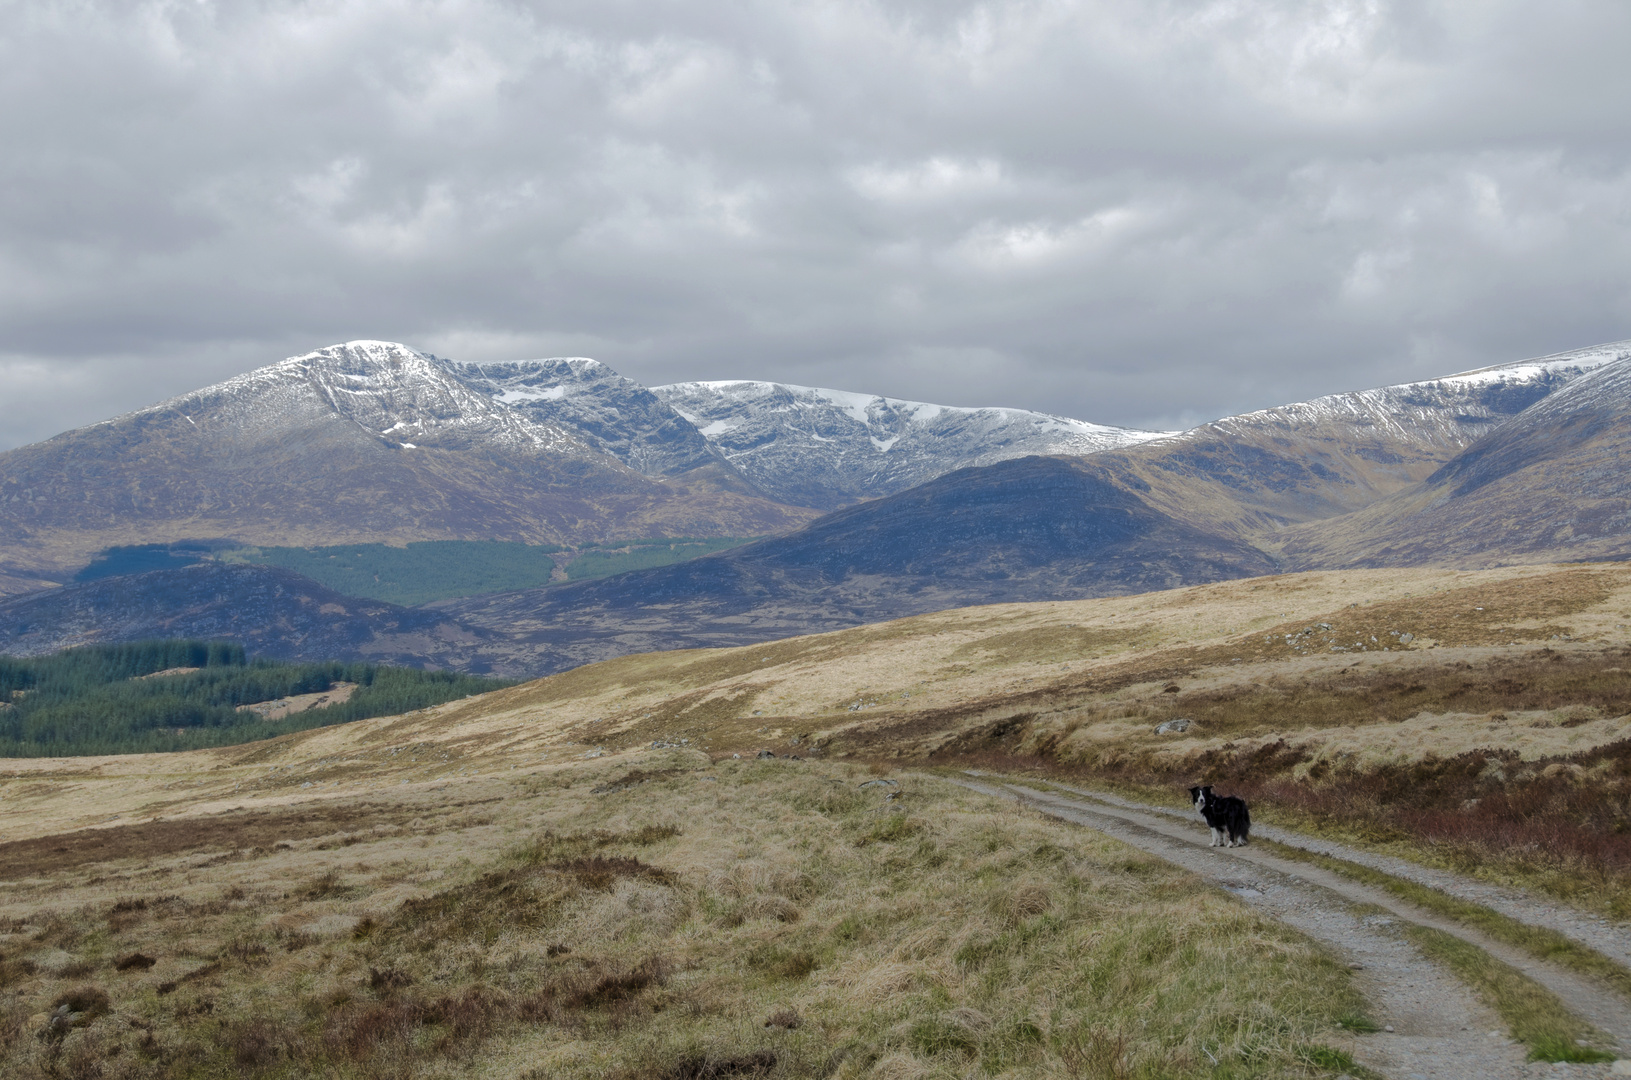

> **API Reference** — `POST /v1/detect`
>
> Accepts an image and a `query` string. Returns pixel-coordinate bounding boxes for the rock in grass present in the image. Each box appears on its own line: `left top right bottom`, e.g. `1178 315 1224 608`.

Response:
1154 718 1192 735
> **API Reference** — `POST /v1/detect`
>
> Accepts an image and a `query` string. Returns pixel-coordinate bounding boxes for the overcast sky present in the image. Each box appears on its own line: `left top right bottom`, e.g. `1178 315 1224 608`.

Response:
3 0 1630 449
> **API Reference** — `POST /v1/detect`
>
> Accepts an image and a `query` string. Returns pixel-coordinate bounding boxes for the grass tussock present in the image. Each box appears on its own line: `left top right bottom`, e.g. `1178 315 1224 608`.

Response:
0 760 1370 1079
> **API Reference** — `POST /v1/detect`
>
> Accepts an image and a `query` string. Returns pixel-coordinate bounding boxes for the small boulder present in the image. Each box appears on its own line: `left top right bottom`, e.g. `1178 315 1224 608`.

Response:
1154 718 1192 735
756 750 776 759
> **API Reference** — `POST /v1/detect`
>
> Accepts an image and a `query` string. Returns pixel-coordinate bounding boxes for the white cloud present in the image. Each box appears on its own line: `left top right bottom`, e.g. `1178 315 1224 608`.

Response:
2 0 1630 447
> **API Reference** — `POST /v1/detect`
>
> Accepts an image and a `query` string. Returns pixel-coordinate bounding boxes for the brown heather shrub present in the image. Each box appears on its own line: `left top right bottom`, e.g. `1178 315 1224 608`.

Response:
1058 1026 1131 1080
518 954 672 1031
51 986 110 1017
551 854 674 891
326 997 429 1060
0 955 39 987
230 1017 305 1068
225 937 270 965
763 1007 800 1029
368 966 414 993
662 1049 777 1079
425 984 511 1045
299 869 347 900
567 954 671 1009
113 952 156 972
386 863 582 950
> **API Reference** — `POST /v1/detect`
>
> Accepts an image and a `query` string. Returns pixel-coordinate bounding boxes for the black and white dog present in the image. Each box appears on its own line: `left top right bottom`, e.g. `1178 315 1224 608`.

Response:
1189 785 1251 848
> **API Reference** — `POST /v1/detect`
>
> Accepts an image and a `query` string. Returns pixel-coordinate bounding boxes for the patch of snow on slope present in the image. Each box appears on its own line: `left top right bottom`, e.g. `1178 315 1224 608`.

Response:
497 385 568 403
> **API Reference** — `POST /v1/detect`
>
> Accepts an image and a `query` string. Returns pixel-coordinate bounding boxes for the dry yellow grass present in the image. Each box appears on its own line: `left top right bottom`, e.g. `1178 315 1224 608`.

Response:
6 561 1630 849
0 758 1370 1079
3 543 1630 1080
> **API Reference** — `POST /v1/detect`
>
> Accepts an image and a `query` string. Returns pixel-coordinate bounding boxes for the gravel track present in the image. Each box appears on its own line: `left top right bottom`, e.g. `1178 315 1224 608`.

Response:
1043 779 1631 973
945 774 1631 1079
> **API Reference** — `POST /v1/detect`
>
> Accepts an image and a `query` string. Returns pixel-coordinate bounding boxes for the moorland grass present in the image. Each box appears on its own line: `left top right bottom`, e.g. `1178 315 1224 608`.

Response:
0 760 1373 1079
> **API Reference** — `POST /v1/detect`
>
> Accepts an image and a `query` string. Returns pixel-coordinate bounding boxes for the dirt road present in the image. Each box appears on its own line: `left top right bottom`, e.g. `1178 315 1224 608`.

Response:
947 774 1631 1080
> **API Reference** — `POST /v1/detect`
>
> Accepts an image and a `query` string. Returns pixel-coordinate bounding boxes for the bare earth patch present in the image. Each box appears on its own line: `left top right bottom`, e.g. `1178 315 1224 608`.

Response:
234 681 358 720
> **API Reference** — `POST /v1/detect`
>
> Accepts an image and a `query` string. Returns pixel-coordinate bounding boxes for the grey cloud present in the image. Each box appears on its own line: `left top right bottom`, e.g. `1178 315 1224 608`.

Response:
2 0 1629 449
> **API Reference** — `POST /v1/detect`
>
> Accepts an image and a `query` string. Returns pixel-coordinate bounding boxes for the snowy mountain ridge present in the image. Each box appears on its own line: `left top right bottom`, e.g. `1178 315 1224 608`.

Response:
121 340 591 458
1183 339 1631 453
648 379 1170 509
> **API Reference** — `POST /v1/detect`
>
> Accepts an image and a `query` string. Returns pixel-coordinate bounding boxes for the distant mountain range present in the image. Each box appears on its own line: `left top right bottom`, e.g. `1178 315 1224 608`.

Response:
426 341 1631 658
1 338 1628 675
0 341 1162 591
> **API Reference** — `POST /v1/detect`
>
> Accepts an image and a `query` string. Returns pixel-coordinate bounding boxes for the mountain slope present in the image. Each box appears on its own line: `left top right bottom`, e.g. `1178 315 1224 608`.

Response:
0 563 527 672
1092 341 1628 544
1281 353 1631 568
442 455 1280 667
650 380 1170 509
449 357 748 484
0 342 818 587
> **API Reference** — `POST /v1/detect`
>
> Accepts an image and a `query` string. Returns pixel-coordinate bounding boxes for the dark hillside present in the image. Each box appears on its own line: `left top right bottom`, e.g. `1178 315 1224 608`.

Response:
0 564 528 674
445 455 1280 667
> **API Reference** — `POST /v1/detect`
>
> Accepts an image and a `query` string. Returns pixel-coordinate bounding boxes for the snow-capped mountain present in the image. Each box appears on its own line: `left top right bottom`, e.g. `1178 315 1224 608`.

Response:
1200 341 1625 452
1092 340 1631 540
448 357 726 479
0 341 819 587
649 380 1171 508
1283 347 1631 567
148 340 589 454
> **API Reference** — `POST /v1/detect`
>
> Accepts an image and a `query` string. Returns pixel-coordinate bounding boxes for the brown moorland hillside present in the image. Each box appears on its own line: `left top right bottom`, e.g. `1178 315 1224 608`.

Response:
7 561 1631 907
9 564 1631 1076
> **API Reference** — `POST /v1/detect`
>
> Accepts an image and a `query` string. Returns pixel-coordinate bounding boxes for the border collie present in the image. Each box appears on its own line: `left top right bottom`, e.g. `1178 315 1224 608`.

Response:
1189 785 1251 848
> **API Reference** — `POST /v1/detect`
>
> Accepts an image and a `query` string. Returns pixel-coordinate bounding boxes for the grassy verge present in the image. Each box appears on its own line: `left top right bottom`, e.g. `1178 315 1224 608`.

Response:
0 759 1374 1079
1401 924 1614 1063
1257 838 1631 1003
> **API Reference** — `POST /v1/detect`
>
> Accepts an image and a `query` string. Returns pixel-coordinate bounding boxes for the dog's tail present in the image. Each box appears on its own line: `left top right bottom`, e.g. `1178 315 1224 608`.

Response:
1241 804 1252 841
